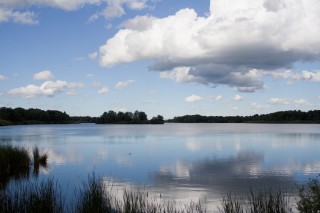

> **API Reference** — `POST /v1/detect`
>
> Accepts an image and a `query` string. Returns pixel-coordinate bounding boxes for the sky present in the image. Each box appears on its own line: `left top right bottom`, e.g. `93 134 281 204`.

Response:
1 0 320 119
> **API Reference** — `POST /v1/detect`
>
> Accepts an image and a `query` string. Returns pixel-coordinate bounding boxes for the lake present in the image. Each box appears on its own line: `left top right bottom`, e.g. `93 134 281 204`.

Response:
1 123 320 211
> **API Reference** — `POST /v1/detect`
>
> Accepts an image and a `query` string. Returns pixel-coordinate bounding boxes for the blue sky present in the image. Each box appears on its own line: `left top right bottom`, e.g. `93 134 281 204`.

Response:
0 0 320 119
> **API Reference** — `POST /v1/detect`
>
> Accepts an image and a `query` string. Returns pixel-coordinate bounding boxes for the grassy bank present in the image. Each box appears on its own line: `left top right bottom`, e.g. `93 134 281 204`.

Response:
1 174 320 212
1 174 205 213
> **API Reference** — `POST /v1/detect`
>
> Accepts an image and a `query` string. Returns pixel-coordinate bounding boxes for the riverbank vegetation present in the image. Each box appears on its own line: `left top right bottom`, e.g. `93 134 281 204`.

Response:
0 145 48 190
96 110 164 124
1 107 319 126
1 173 320 212
168 110 320 124
0 107 164 126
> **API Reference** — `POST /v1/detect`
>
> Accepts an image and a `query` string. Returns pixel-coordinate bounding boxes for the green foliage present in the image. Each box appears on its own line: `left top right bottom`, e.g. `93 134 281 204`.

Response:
168 110 320 123
150 115 164 124
97 110 161 124
297 175 320 213
0 107 71 125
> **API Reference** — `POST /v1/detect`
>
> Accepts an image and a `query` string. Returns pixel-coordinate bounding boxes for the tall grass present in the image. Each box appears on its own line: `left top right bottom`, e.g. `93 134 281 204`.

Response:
218 188 293 213
74 173 113 213
0 145 31 190
0 179 64 213
74 173 205 213
2 173 320 213
0 145 48 190
32 146 48 176
0 145 31 174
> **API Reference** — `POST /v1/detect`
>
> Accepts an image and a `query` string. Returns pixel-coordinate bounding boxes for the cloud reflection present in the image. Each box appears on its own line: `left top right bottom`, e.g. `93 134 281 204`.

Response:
153 152 297 196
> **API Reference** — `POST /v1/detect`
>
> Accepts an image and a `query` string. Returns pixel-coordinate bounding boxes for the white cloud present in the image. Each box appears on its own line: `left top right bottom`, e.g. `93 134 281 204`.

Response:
251 102 267 111
0 74 7 80
114 80 135 89
294 99 310 106
264 69 320 83
268 98 290 105
160 67 198 83
212 95 223 101
98 87 109 94
0 8 38 24
268 98 311 107
0 0 151 24
185 95 203 103
88 51 98 60
99 0 320 92
8 80 83 98
0 0 101 11
33 70 54 81
101 0 147 19
233 94 243 101
301 70 320 82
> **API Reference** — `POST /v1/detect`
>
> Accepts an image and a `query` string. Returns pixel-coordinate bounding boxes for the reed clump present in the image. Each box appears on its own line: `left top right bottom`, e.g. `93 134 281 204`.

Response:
0 179 64 213
219 188 293 213
0 145 48 190
0 145 31 174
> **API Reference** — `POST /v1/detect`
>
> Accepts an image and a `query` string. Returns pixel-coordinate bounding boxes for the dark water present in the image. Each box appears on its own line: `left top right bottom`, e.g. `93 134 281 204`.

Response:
1 123 320 211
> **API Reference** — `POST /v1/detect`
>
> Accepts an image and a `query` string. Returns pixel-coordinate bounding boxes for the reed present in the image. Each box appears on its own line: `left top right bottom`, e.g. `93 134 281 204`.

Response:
32 146 48 176
74 173 113 213
0 145 31 174
218 188 293 213
0 178 64 213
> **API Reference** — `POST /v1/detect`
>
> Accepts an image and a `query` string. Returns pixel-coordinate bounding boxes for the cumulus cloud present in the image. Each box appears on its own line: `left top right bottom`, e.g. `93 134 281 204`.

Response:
233 95 243 101
0 8 38 24
7 80 83 98
88 51 98 60
212 95 223 101
33 70 54 81
268 98 311 107
0 0 151 24
98 87 109 94
268 98 290 105
264 69 320 83
99 0 320 92
185 95 203 103
251 102 268 111
115 80 135 89
100 0 147 19
294 99 310 106
0 74 7 80
0 0 101 11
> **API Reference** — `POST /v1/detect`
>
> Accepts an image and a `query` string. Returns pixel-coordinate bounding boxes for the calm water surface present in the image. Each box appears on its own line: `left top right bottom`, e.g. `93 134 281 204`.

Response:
1 123 320 211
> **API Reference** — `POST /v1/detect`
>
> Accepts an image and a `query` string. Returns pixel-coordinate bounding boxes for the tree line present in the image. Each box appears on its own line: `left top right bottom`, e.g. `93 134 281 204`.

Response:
167 110 320 123
1 107 319 126
0 107 164 126
97 110 164 124
0 107 71 125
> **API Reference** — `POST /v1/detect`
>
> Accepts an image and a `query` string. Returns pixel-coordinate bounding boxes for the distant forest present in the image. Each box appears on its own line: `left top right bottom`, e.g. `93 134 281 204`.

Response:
1 107 320 126
0 107 164 126
168 110 320 123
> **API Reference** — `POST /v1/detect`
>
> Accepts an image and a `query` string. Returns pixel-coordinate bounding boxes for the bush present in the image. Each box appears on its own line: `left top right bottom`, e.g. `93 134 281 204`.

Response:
297 175 320 213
